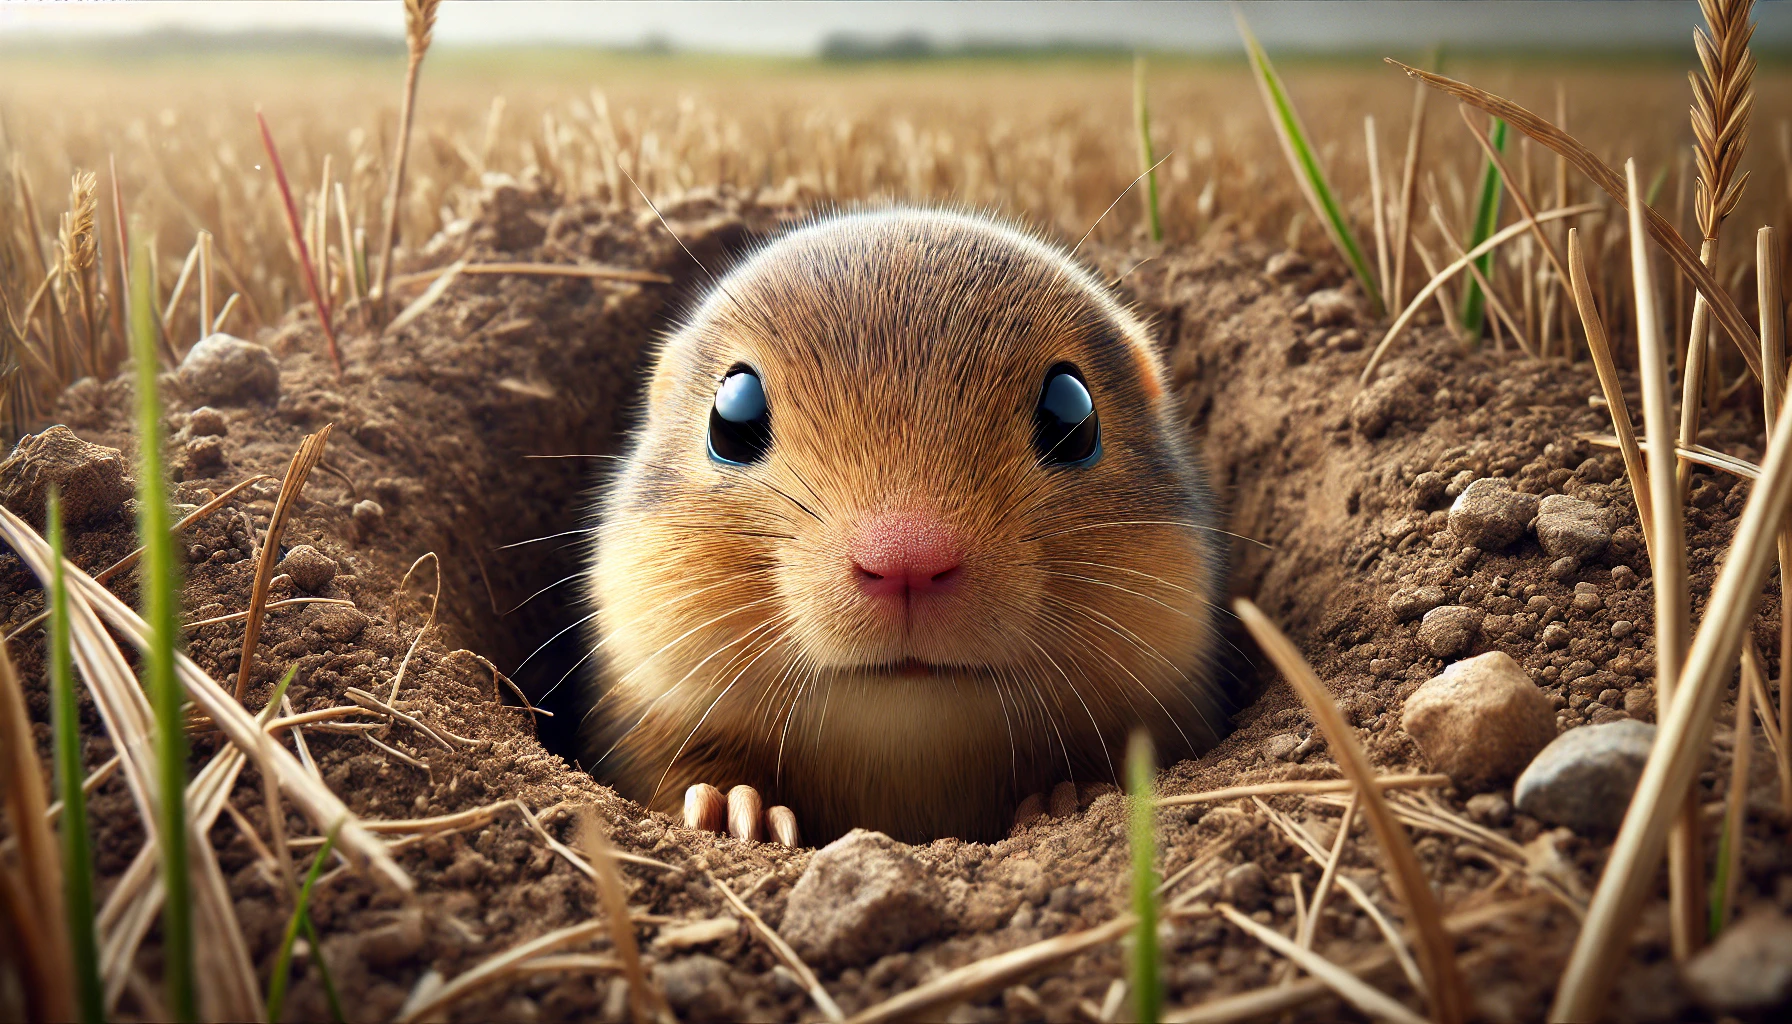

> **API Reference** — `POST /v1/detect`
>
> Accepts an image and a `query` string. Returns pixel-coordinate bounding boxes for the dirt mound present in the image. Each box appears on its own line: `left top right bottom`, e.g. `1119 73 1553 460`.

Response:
4 180 1787 1022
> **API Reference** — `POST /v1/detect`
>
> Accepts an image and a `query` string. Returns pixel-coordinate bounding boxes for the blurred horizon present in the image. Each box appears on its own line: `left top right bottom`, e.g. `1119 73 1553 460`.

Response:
4 0 1790 58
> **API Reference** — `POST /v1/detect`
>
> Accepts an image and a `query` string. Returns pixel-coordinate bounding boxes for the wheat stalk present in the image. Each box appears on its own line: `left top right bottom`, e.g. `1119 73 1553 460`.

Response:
1678 0 1757 495
57 171 98 377
373 0 441 315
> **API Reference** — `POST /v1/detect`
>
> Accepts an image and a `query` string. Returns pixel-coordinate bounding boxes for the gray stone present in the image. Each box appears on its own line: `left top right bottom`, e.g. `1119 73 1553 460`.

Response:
1389 585 1445 623
1220 862 1268 909
0 425 133 527
780 829 945 970
1682 910 1792 1012
1514 720 1656 832
653 955 740 1023
1449 478 1540 551
1401 651 1557 790
177 333 280 404
278 544 339 593
1535 494 1612 561
1418 605 1482 659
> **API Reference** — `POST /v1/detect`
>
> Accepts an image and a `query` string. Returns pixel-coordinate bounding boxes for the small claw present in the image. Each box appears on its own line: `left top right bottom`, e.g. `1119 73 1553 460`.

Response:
727 785 764 841
1049 780 1078 819
684 783 725 832
767 805 800 847
1013 792 1046 829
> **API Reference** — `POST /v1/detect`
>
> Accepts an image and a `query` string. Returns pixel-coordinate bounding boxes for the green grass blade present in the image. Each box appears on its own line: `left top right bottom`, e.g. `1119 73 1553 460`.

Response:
129 235 195 1022
298 913 345 1023
1127 730 1161 1024
1235 10 1384 317
1709 820 1731 939
48 488 105 1024
266 824 340 1023
1134 54 1163 243
1460 116 1509 337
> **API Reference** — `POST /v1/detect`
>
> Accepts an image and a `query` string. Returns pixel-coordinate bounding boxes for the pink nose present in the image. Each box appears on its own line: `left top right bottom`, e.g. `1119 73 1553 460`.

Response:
848 507 965 600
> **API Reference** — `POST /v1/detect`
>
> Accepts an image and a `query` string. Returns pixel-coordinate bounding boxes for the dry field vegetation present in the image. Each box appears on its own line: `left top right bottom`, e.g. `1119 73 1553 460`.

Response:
5 1 1792 1022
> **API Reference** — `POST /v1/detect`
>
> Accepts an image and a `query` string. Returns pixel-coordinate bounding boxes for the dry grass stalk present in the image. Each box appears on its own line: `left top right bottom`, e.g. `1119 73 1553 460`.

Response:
1366 115 1390 298
236 425 332 702
1679 0 1757 493
395 261 675 288
1757 225 1791 818
1362 203 1597 381
1550 171 1792 1021
574 807 673 1024
0 639 77 1022
1587 436 1757 481
374 0 443 314
711 873 845 1024
1156 772 1447 807
845 914 1135 1024
1427 198 1532 355
1569 228 1654 557
196 230 213 345
1390 78 1428 310
394 920 611 1024
1389 61 1764 376
387 551 441 702
1459 105 1573 311
256 111 342 375
1715 658 1754 933
1618 161 1703 962
1742 645 1788 811
1215 903 1427 1024
1233 597 1467 1024
1297 792 1358 953
386 257 466 335
0 504 409 890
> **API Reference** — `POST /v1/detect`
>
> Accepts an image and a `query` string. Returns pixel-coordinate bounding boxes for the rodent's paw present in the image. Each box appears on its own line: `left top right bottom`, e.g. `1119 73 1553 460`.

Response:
1011 781 1120 835
682 783 800 847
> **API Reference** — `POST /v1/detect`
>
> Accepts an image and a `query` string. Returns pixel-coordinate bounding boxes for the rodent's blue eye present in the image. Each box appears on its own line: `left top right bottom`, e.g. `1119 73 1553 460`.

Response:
1033 363 1100 467
708 366 772 466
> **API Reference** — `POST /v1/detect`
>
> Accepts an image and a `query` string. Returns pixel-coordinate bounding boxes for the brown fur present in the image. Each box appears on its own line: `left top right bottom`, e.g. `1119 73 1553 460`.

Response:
585 209 1224 843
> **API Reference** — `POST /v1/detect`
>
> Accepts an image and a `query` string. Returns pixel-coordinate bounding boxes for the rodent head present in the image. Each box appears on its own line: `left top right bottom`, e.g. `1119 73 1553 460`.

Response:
589 208 1222 841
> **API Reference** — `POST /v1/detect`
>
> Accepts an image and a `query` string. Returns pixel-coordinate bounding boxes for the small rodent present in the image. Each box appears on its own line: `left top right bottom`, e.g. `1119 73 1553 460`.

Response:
585 208 1224 845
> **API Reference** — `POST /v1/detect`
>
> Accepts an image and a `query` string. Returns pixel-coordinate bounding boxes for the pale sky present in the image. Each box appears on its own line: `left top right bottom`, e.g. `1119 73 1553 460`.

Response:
3 1 1789 54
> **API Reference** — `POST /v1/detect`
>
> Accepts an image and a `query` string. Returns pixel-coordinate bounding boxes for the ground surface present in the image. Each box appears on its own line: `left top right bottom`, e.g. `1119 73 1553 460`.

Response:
3 182 1789 1022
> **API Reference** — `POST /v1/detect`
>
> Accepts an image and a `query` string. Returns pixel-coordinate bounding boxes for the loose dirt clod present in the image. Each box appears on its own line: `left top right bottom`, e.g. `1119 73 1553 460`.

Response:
1448 478 1540 550
0 425 132 527
176 333 281 405
1681 909 1792 1013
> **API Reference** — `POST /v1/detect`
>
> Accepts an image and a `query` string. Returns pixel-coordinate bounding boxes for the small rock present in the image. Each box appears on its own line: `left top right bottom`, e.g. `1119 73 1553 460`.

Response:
278 545 339 593
1401 651 1557 789
352 499 385 531
1541 622 1572 650
1465 792 1512 827
1389 585 1445 623
1449 478 1541 551
1571 583 1603 612
0 426 133 527
780 829 945 970
1330 328 1363 352
1262 733 1301 761
653 955 739 1023
1350 367 1437 438
177 333 280 404
1610 619 1635 639
1418 605 1482 659
1220 862 1268 909
1535 494 1612 561
183 436 225 474
1444 470 1477 499
310 606 369 642
1265 250 1309 278
186 406 228 437
1610 565 1638 589
1624 686 1655 720
1682 909 1792 1012
356 908 426 969
1410 471 1448 509
1514 719 1656 832
1304 287 1359 326
1548 556 1580 582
